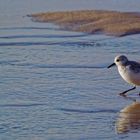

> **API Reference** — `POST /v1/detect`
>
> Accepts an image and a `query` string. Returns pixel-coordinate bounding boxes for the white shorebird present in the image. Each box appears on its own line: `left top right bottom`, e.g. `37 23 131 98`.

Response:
108 55 140 96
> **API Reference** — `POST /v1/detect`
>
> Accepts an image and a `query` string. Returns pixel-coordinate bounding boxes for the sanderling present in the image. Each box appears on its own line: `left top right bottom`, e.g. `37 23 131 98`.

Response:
108 55 140 96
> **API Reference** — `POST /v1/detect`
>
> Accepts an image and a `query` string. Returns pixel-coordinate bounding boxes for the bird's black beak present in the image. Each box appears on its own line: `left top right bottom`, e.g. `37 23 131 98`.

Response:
107 63 116 68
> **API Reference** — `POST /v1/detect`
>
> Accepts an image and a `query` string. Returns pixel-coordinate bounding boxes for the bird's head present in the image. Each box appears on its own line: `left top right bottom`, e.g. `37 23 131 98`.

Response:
108 55 128 68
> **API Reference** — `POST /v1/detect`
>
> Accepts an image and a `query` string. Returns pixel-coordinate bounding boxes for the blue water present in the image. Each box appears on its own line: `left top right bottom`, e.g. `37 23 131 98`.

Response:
0 0 140 140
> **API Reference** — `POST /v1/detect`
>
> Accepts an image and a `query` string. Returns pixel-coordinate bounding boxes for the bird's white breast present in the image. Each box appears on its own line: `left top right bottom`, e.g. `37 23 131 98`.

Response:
118 65 140 86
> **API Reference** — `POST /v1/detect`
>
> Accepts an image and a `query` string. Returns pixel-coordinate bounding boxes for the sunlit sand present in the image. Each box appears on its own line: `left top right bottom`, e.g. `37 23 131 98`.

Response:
116 102 140 134
29 10 140 37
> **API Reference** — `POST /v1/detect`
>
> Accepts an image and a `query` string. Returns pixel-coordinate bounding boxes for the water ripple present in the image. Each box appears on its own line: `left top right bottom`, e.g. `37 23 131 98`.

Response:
0 27 60 30
57 108 117 114
0 103 47 108
0 34 87 39
0 60 20 65
17 63 107 69
0 41 98 47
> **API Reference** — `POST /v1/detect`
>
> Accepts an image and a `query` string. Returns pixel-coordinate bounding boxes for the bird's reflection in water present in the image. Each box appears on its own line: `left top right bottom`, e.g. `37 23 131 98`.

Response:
116 96 140 134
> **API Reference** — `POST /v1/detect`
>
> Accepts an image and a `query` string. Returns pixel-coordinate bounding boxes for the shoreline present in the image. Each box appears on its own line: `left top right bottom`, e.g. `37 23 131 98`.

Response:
28 10 140 37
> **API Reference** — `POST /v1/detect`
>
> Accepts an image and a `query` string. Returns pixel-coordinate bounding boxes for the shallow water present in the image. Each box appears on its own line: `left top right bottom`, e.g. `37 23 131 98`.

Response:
0 0 140 140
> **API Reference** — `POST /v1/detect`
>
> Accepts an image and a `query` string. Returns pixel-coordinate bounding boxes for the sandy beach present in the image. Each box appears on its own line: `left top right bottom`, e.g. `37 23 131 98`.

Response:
29 10 140 37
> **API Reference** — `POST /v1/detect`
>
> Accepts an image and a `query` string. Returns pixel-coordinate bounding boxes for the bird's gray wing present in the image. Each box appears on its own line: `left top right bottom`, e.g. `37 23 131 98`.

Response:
129 61 140 73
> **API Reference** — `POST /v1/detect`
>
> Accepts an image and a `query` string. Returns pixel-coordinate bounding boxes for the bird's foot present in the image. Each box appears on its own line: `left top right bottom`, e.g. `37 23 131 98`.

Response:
119 92 136 102
119 86 136 97
119 92 127 97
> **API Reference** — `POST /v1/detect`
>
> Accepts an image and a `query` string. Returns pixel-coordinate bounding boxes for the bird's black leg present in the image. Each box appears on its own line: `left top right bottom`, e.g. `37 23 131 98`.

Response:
119 86 136 96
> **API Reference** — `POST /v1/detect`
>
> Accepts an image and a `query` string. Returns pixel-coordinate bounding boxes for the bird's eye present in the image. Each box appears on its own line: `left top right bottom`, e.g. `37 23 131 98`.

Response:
116 59 119 62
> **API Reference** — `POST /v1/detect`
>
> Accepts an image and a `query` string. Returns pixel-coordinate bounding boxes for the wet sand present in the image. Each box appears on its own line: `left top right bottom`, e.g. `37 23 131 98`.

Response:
116 101 140 134
29 10 140 37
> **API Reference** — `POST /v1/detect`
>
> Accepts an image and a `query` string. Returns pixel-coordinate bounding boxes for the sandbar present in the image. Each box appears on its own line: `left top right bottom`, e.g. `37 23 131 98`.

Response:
28 10 140 37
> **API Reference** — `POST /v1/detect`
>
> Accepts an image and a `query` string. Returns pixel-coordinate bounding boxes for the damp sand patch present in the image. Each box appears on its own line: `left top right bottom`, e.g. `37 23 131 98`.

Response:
28 10 140 37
